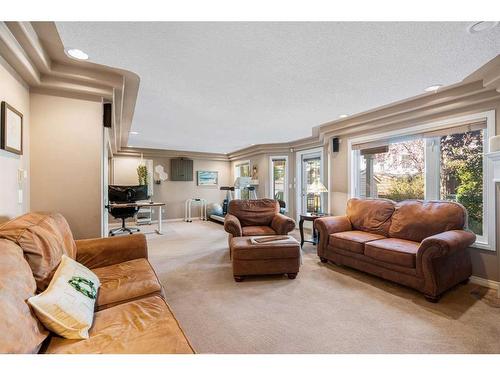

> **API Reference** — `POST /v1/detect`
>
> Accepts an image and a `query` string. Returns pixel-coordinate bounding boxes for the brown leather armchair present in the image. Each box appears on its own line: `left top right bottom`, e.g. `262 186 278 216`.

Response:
315 198 476 302
224 199 295 240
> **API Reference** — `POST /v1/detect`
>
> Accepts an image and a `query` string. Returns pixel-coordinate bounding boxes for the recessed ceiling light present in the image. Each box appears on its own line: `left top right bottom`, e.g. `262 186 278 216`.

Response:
130 131 139 135
467 21 499 34
65 48 89 60
339 114 349 118
424 84 443 93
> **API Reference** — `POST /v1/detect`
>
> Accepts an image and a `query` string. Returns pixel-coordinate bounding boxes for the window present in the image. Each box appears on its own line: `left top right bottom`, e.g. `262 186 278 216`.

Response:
439 129 484 235
304 157 322 213
234 161 251 199
270 156 288 210
350 111 495 250
359 139 424 201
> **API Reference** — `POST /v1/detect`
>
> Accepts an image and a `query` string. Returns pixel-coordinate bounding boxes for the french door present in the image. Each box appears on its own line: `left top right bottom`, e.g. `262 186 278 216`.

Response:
300 152 323 215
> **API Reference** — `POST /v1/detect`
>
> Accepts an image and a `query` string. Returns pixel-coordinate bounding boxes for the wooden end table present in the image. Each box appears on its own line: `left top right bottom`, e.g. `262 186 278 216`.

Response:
299 213 332 247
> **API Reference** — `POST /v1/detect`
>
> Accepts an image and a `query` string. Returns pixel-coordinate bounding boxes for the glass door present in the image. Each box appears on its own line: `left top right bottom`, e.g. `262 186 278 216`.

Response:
301 154 322 214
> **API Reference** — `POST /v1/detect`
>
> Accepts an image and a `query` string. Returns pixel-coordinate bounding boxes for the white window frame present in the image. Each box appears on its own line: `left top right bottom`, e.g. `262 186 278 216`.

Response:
269 155 289 211
234 160 251 199
347 110 496 251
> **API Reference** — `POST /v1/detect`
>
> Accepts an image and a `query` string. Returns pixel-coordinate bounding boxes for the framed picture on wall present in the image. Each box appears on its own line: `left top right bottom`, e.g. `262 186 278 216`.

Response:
1 101 23 155
197 170 218 186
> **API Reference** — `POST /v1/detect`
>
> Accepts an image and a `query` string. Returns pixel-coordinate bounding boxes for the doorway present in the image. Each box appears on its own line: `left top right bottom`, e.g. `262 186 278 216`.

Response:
295 148 325 221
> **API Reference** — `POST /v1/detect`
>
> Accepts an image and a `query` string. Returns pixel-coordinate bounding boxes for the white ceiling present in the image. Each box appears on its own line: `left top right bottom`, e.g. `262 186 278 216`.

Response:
56 22 500 154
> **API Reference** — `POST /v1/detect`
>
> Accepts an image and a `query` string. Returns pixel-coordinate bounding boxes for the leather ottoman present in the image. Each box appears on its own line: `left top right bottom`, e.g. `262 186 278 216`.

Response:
230 236 301 282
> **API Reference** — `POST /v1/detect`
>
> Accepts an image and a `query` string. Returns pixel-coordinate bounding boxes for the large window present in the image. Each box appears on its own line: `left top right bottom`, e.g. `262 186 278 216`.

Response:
350 113 495 249
359 139 425 201
439 129 484 235
270 156 288 209
234 161 251 199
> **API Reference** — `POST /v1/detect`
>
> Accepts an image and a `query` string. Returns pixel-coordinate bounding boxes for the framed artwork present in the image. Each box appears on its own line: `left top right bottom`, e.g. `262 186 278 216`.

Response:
197 170 218 186
1 101 23 155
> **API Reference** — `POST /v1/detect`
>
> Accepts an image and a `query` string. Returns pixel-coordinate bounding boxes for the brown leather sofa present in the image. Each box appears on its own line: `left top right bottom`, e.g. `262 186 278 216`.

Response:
224 199 296 241
0 212 194 354
315 198 476 302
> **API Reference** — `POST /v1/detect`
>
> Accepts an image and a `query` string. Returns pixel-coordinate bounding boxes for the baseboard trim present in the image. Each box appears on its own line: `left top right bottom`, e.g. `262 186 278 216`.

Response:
470 276 499 290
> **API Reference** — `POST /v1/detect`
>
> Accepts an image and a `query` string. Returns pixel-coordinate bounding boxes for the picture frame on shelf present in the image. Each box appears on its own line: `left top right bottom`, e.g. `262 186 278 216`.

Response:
1 101 23 155
197 170 218 186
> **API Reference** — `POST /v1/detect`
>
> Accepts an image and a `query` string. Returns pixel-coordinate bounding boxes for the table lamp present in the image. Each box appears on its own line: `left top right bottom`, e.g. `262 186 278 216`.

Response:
306 181 328 213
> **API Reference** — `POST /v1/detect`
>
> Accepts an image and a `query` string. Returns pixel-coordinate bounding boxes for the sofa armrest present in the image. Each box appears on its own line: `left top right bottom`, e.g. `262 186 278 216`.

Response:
416 230 475 298
76 233 148 269
271 213 296 234
224 214 242 237
418 230 476 258
314 216 352 257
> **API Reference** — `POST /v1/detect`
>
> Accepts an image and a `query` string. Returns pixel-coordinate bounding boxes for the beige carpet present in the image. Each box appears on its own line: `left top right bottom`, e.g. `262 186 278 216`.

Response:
145 220 500 353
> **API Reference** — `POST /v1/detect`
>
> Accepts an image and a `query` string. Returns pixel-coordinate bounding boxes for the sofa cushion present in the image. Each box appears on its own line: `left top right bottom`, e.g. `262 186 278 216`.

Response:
43 296 194 354
330 231 386 254
242 226 277 237
346 198 395 236
228 199 279 226
389 200 466 242
0 212 77 291
364 238 420 268
0 239 49 353
92 258 162 310
27 255 100 340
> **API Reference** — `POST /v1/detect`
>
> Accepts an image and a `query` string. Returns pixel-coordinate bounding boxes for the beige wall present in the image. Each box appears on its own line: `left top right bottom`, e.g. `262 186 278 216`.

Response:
30 93 103 239
327 101 500 281
0 56 30 223
111 155 231 220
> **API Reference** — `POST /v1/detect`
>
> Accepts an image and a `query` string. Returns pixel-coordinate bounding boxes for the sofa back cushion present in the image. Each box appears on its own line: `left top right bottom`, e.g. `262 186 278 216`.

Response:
228 199 279 227
389 200 467 242
0 239 49 353
0 212 77 292
346 198 395 236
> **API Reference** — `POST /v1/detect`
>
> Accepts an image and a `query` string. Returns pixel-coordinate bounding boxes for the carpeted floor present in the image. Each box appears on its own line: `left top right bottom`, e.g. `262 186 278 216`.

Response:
144 220 500 354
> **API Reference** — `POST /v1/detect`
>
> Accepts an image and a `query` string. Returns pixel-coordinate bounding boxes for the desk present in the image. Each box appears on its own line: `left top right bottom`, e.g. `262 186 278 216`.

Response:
108 202 166 234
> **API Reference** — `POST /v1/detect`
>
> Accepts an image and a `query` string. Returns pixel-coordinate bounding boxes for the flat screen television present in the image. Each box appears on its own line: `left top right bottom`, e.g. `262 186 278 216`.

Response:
108 185 148 203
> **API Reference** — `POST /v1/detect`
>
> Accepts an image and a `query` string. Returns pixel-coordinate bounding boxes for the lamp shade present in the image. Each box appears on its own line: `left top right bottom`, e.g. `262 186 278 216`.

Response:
307 180 328 194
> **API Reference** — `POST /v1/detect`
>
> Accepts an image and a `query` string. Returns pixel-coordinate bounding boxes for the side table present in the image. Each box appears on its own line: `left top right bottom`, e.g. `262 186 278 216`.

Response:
299 213 332 247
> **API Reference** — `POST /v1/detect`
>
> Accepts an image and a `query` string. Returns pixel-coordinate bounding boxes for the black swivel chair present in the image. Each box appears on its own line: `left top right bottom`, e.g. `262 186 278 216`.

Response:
108 206 140 236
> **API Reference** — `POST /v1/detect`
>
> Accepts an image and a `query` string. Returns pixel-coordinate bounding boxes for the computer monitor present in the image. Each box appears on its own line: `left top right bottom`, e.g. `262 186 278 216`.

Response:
108 185 148 203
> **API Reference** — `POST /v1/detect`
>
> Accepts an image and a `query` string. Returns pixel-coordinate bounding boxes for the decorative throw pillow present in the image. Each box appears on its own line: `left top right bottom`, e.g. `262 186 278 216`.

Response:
28 255 100 339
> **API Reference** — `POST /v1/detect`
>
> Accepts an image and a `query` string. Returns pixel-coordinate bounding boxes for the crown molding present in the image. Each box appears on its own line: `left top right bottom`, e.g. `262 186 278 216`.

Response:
464 55 500 93
225 136 321 161
0 21 140 154
116 147 229 162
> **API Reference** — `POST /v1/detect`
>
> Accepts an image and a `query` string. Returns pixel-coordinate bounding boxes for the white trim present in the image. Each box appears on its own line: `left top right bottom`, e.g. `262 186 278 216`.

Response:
269 155 289 210
347 110 496 251
470 276 500 290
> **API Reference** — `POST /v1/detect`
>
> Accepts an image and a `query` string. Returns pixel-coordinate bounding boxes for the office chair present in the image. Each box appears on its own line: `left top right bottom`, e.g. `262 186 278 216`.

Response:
108 206 140 236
